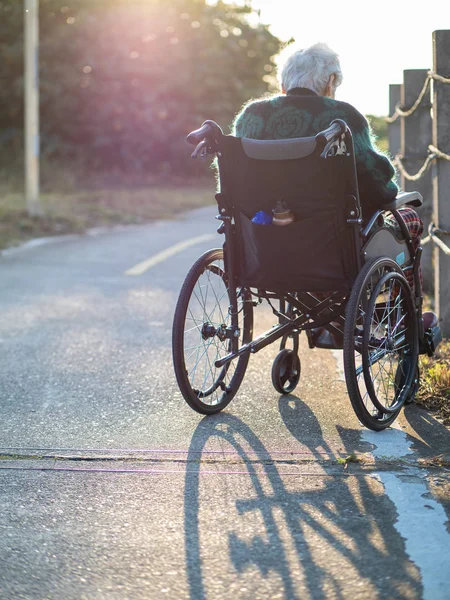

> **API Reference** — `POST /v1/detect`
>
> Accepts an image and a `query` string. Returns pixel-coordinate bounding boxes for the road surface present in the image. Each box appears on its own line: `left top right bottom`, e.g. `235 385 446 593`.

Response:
0 206 449 599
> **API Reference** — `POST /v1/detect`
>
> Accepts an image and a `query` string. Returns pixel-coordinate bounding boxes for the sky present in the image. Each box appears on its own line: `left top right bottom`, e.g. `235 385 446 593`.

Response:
234 0 450 116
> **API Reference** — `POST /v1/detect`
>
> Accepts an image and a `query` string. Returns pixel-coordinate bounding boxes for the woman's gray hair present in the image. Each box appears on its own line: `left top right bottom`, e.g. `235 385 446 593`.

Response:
278 42 343 95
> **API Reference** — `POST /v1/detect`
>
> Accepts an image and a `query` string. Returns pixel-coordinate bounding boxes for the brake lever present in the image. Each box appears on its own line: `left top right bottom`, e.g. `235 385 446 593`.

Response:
191 139 209 159
320 135 348 158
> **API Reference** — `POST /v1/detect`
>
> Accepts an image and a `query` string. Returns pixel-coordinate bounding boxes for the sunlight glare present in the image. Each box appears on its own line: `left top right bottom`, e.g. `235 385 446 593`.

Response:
218 0 450 115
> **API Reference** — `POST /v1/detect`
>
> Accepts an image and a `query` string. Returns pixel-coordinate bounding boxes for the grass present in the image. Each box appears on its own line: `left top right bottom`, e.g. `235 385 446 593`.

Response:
0 165 216 250
417 339 450 425
336 453 360 466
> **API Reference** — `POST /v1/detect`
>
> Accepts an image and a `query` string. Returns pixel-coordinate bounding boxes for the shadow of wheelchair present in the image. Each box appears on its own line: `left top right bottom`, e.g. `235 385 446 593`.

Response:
184 405 421 600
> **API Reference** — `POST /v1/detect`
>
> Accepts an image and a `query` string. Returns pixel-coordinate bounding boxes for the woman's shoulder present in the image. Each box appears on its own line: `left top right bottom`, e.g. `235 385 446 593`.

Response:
233 94 285 137
322 97 368 128
240 93 286 114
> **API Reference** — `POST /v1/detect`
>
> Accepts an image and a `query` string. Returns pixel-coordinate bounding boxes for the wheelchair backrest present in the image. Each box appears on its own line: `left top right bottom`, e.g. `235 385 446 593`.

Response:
216 134 361 293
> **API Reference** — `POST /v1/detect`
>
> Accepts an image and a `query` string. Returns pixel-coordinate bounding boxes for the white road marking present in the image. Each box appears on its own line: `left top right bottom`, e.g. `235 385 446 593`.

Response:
125 234 216 276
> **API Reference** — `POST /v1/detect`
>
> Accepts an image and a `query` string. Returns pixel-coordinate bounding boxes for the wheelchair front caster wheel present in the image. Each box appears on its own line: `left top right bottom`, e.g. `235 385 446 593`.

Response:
271 349 301 394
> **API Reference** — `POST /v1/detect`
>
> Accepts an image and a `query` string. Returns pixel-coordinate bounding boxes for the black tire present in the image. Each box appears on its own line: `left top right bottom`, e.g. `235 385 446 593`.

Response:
172 248 253 414
271 349 301 394
344 257 418 431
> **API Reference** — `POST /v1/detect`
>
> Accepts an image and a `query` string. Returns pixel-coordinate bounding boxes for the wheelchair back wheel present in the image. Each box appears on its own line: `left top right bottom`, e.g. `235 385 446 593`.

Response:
172 248 253 414
343 257 419 431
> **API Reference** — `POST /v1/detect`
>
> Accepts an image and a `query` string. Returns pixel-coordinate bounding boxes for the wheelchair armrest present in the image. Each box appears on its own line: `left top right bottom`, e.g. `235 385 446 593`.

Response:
381 191 423 211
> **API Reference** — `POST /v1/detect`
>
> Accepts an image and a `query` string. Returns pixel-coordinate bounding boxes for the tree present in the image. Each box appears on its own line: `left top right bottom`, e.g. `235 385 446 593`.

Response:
0 0 282 174
367 114 389 153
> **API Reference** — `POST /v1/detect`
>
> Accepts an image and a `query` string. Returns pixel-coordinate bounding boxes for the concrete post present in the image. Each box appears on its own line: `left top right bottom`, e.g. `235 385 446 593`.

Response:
432 30 450 336
400 69 433 292
388 84 401 158
24 0 41 216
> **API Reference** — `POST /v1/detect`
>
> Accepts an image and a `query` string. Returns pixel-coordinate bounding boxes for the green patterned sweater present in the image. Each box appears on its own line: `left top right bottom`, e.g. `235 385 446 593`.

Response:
233 87 398 218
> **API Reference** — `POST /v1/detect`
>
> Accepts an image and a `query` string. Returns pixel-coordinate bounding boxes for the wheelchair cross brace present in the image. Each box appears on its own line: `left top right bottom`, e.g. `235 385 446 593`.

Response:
214 290 348 369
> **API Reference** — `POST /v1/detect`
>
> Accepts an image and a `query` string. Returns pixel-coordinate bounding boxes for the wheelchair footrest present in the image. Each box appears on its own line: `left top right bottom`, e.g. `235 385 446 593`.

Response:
306 327 344 350
419 325 443 356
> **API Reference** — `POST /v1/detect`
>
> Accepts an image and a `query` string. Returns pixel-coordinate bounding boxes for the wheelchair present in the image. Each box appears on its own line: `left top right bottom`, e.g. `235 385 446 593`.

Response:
172 119 442 431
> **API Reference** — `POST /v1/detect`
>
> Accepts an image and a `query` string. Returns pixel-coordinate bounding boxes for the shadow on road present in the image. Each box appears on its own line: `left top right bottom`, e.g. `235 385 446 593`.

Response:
184 399 421 600
402 404 450 456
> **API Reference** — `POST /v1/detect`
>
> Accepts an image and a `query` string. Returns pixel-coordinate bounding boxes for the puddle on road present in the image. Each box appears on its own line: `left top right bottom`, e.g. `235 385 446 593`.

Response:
363 427 450 600
331 349 450 599
371 467 450 600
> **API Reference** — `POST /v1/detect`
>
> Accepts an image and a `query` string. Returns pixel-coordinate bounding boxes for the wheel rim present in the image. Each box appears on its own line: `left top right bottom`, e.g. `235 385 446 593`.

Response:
362 272 417 414
181 256 249 407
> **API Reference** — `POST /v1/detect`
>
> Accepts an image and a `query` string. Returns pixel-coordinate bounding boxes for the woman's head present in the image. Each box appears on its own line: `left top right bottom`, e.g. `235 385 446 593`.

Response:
278 42 343 98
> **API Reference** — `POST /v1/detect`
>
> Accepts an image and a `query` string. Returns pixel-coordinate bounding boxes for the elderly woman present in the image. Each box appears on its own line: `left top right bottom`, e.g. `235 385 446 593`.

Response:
232 42 436 346
234 43 412 222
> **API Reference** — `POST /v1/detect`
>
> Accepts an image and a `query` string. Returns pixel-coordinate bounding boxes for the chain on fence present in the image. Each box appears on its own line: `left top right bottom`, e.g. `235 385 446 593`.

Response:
421 224 450 255
386 71 450 123
385 71 450 255
394 144 450 182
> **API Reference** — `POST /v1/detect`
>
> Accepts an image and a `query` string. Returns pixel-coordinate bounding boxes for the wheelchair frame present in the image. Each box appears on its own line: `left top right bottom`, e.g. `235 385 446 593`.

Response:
172 119 440 431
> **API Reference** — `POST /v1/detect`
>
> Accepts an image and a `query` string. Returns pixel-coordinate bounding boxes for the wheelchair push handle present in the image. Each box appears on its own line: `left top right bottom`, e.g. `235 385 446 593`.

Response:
186 120 223 146
315 119 348 145
186 120 223 158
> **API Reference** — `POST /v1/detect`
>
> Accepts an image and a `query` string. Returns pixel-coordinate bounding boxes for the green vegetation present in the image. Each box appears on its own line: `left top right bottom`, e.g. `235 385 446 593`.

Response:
1 0 281 176
1 0 280 246
367 115 389 153
418 341 450 425
337 454 360 466
0 172 215 249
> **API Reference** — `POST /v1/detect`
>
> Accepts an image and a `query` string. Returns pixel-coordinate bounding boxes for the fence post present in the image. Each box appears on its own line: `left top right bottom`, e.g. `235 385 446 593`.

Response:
388 84 401 158
432 30 450 336
400 69 433 292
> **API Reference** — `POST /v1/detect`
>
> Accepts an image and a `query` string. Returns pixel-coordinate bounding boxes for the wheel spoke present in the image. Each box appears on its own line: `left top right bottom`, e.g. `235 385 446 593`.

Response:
173 251 252 411
344 259 419 429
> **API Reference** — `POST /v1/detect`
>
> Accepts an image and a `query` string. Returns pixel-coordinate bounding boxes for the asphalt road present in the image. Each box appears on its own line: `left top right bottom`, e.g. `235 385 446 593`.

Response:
0 206 450 600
